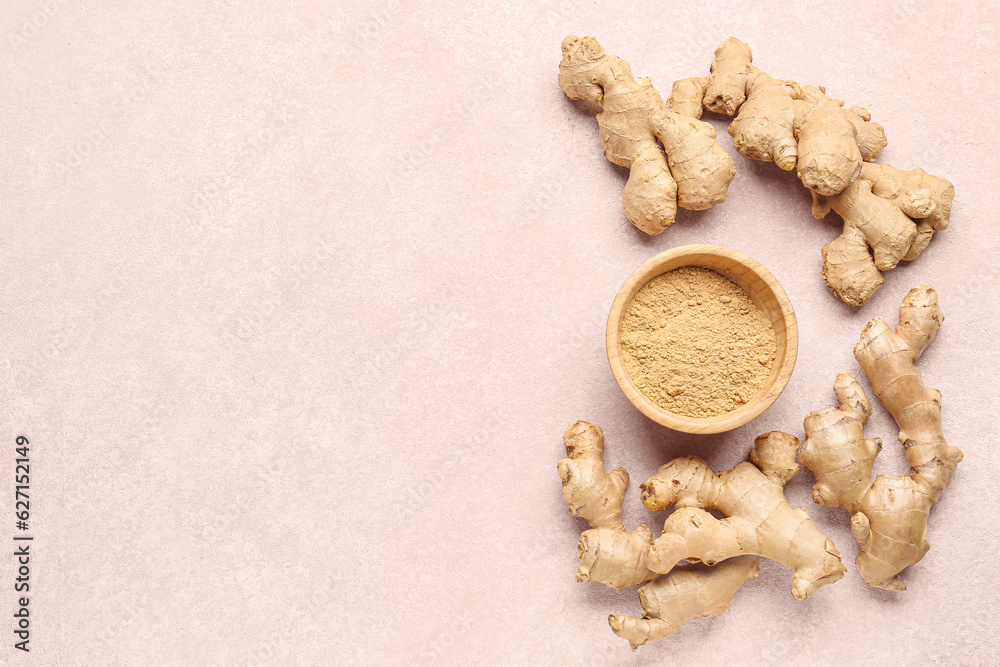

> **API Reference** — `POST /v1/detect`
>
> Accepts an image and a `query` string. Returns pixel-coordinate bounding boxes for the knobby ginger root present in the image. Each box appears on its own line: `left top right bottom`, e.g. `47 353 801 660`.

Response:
559 36 736 234
800 286 962 590
672 37 886 195
641 431 846 599
608 559 759 651
672 37 954 305
559 421 759 648
814 164 955 305
673 46 801 173
558 420 657 589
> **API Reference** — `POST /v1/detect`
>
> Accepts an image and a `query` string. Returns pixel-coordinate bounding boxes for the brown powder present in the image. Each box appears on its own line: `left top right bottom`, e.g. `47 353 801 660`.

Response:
621 266 776 417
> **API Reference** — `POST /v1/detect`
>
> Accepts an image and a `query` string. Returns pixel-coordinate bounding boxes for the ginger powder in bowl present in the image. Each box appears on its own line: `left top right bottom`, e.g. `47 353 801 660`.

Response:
607 245 797 434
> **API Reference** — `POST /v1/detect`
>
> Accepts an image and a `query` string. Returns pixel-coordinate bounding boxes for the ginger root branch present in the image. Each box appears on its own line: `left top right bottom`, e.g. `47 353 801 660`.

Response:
608 559 760 651
681 37 953 306
815 164 955 305
558 421 657 589
559 36 736 234
801 286 963 590
641 432 846 599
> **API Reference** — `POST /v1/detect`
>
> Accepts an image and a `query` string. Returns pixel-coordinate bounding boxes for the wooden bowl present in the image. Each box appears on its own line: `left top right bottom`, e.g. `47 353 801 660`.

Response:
607 244 797 434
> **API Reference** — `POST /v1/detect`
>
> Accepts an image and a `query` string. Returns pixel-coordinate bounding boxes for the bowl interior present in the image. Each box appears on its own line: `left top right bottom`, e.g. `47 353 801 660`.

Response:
608 245 797 434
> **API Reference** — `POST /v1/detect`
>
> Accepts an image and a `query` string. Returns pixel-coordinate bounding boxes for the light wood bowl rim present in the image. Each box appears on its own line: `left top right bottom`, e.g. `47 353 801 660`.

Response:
606 244 798 434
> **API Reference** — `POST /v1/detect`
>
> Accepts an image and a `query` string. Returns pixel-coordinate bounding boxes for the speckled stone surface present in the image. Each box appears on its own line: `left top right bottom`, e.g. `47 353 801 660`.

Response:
2 1 998 664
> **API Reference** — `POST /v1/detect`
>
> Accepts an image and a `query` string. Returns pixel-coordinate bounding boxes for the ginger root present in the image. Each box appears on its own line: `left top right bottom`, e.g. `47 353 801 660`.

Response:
559 421 759 648
814 164 955 305
559 36 736 234
641 431 846 599
672 37 886 195
558 420 657 589
608 559 759 651
800 286 962 590
672 37 954 305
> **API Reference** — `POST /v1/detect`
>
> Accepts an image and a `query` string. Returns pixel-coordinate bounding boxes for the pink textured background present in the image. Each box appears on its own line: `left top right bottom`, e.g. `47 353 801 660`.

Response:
2 1 999 664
